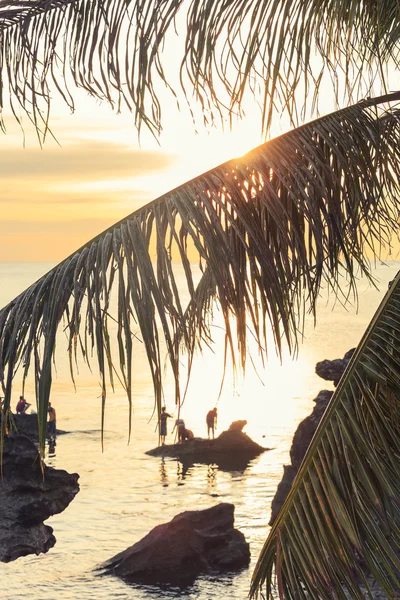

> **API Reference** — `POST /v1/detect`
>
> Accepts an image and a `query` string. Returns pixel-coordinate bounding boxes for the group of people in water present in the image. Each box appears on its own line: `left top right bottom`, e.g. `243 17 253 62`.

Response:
159 406 218 445
13 393 218 448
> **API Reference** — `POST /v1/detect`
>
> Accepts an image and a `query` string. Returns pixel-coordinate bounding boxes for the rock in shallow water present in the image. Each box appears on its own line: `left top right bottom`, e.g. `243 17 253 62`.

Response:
146 427 269 472
101 502 250 586
0 432 79 562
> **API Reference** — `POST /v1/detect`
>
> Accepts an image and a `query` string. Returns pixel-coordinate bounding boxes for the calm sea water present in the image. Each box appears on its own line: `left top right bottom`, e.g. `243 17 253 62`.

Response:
0 261 398 600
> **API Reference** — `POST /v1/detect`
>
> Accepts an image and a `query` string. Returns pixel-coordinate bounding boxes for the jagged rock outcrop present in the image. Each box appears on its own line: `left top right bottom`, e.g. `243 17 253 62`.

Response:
289 389 333 469
101 502 250 586
0 431 79 562
269 389 333 525
146 425 269 471
270 348 358 524
315 348 355 386
268 464 297 525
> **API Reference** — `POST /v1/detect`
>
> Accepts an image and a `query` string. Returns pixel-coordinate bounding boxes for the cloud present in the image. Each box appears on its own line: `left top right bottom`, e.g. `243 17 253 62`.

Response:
0 139 178 183
0 188 155 205
0 218 114 234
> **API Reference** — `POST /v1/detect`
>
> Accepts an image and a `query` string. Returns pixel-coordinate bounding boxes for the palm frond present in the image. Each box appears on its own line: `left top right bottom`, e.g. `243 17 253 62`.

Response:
1 98 400 456
250 268 400 599
0 0 400 136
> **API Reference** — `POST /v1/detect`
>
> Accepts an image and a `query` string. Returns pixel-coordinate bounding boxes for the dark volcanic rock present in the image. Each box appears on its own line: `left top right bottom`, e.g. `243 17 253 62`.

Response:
290 389 333 469
0 431 79 562
12 413 66 440
315 348 355 386
13 413 41 440
269 389 333 525
269 465 297 525
101 502 250 586
146 427 269 471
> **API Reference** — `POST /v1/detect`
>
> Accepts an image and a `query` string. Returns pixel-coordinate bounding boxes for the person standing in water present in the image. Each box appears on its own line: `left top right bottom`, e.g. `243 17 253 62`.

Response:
206 407 218 439
159 406 172 445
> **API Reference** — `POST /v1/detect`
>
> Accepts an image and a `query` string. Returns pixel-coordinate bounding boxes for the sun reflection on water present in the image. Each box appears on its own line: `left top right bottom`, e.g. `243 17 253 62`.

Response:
159 335 315 460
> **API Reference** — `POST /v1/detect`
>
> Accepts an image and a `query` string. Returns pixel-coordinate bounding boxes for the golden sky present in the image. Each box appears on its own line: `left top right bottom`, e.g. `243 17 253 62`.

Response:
0 60 393 264
0 90 265 262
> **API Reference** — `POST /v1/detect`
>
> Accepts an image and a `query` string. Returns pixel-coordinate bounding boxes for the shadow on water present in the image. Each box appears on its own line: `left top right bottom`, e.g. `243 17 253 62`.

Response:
97 559 247 594
158 454 254 488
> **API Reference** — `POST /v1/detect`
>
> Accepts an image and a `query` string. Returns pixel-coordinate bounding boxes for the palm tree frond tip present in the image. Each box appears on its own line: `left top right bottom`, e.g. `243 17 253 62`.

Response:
251 269 400 599
1 0 400 134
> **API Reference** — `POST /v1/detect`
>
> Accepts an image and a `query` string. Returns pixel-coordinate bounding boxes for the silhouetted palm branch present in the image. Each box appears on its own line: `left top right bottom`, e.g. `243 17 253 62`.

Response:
0 0 399 136
1 97 400 457
251 269 400 599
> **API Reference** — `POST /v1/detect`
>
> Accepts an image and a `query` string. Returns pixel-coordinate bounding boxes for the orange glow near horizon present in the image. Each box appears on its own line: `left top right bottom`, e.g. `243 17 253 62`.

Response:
0 99 267 262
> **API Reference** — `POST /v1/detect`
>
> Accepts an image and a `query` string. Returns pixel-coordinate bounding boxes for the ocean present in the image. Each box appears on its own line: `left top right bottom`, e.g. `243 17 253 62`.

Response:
0 260 398 600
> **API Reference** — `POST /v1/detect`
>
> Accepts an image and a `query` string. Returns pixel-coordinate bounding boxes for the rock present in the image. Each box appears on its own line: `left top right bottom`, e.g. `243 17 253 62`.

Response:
0 431 79 562
269 465 297 525
269 390 333 525
290 390 333 469
11 413 66 440
315 348 355 386
270 348 355 522
228 420 247 431
146 426 269 472
101 502 250 586
12 413 41 440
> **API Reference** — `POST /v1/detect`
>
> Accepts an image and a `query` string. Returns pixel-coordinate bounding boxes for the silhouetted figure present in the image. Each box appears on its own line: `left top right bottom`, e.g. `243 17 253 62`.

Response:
206 407 218 439
183 428 194 441
159 406 172 445
173 417 186 443
16 396 31 414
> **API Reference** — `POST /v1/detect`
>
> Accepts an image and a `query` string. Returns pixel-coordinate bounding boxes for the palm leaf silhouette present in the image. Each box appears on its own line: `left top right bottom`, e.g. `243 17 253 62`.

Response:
1 0 400 593
251 269 400 599
0 0 399 136
1 97 400 458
